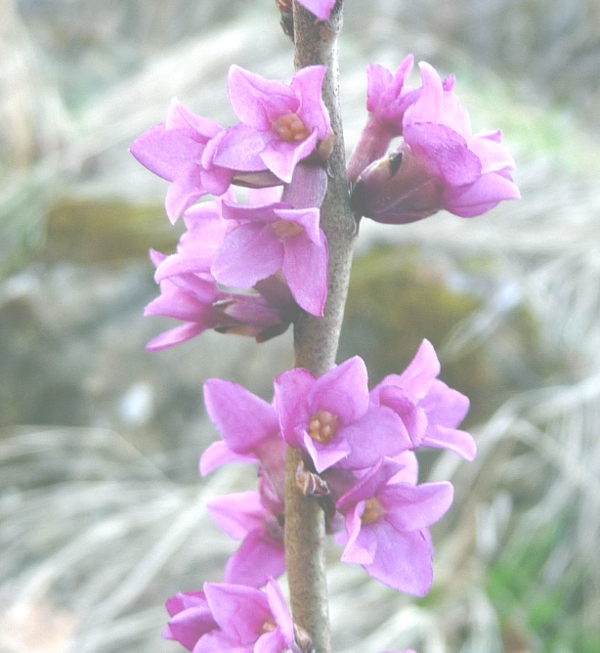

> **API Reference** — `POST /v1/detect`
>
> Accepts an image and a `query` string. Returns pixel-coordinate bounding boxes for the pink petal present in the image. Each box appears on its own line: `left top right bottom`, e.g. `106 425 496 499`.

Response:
224 533 285 588
403 123 482 187
291 65 330 139
207 492 266 540
212 223 284 288
309 357 370 425
363 527 434 596
282 230 327 317
443 170 521 217
265 580 294 644
146 322 206 351
260 131 318 184
228 65 298 129
130 125 199 181
273 368 315 448
214 123 271 172
204 583 270 642
200 441 259 476
383 481 454 531
203 379 280 453
165 174 207 224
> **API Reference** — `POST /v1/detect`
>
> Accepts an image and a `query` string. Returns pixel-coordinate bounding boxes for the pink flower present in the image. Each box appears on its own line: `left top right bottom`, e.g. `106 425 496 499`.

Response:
350 61 520 222
211 198 328 317
195 580 300 653
200 378 286 497
165 580 301 653
163 591 217 651
145 251 297 351
370 340 476 461
347 55 419 183
215 65 331 183
207 482 285 588
144 202 299 350
130 99 233 223
274 357 411 473
336 458 454 595
296 0 336 20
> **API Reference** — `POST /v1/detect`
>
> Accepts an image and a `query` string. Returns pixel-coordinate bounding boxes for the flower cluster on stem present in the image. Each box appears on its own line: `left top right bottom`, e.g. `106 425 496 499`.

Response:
132 2 518 652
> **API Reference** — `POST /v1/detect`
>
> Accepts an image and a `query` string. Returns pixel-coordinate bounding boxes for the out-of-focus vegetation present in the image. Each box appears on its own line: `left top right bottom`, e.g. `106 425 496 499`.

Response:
1 1 600 652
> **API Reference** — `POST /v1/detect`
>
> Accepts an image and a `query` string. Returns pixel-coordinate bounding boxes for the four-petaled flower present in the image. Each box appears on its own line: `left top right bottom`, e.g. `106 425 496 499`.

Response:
201 377 286 498
370 339 476 460
336 458 454 595
275 356 412 473
211 198 328 317
215 65 331 184
164 580 302 653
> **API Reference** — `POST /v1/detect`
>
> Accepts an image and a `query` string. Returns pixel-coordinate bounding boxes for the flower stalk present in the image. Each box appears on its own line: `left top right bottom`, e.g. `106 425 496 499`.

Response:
285 3 356 653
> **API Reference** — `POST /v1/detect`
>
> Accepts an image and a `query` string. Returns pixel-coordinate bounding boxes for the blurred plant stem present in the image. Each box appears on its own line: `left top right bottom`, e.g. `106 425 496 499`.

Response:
284 3 357 653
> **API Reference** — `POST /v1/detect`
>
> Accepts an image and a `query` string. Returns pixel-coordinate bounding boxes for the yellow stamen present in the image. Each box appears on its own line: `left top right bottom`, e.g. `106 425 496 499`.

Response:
272 220 304 238
308 410 338 444
272 113 310 143
361 497 384 525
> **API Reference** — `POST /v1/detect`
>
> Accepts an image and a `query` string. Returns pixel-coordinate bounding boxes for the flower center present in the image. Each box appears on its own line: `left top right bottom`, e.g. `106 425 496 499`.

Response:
272 219 304 239
261 620 277 634
272 113 311 143
308 410 338 444
361 497 384 525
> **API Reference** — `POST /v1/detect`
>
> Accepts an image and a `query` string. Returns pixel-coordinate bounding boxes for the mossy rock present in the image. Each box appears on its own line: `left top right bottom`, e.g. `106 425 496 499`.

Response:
42 196 180 265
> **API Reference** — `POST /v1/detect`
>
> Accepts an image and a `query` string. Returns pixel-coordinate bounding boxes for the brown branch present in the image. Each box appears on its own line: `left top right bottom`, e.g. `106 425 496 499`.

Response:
284 4 356 653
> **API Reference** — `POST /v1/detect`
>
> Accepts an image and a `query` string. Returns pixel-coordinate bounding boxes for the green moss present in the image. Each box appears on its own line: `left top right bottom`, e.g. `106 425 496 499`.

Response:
42 196 181 265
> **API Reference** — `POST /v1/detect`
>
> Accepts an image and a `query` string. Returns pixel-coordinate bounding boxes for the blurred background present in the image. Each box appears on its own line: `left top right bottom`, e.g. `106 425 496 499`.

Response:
1 0 600 651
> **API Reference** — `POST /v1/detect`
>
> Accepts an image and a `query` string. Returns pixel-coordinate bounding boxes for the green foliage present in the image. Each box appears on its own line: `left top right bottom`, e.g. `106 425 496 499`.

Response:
487 519 600 652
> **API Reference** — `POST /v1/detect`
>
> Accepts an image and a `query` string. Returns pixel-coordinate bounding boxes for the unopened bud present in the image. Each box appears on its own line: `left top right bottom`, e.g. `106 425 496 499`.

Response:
351 144 443 224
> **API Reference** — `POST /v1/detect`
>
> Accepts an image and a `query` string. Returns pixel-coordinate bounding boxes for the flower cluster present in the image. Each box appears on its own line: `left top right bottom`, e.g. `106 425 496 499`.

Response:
135 55 518 351
131 27 515 651
348 55 520 223
162 340 472 653
201 340 473 595
132 66 332 349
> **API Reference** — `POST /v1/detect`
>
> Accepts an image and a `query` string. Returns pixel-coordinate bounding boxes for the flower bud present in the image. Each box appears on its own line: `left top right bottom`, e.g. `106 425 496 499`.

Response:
351 144 443 224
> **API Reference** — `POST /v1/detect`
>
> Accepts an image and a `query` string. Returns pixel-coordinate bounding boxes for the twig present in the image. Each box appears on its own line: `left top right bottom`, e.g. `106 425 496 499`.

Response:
284 3 356 653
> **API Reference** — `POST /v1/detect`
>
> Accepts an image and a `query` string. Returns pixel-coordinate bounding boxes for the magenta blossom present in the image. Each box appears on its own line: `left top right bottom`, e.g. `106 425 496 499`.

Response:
347 55 420 183
145 250 298 351
144 200 299 350
370 339 476 461
130 99 234 223
351 61 520 223
274 356 412 473
163 591 217 651
296 0 336 20
215 65 331 184
201 378 286 498
336 458 454 595
211 198 328 317
193 580 300 653
165 580 300 653
207 484 285 588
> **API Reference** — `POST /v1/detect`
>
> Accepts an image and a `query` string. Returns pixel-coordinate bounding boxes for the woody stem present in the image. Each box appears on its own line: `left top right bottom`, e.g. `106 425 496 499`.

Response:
285 3 356 653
